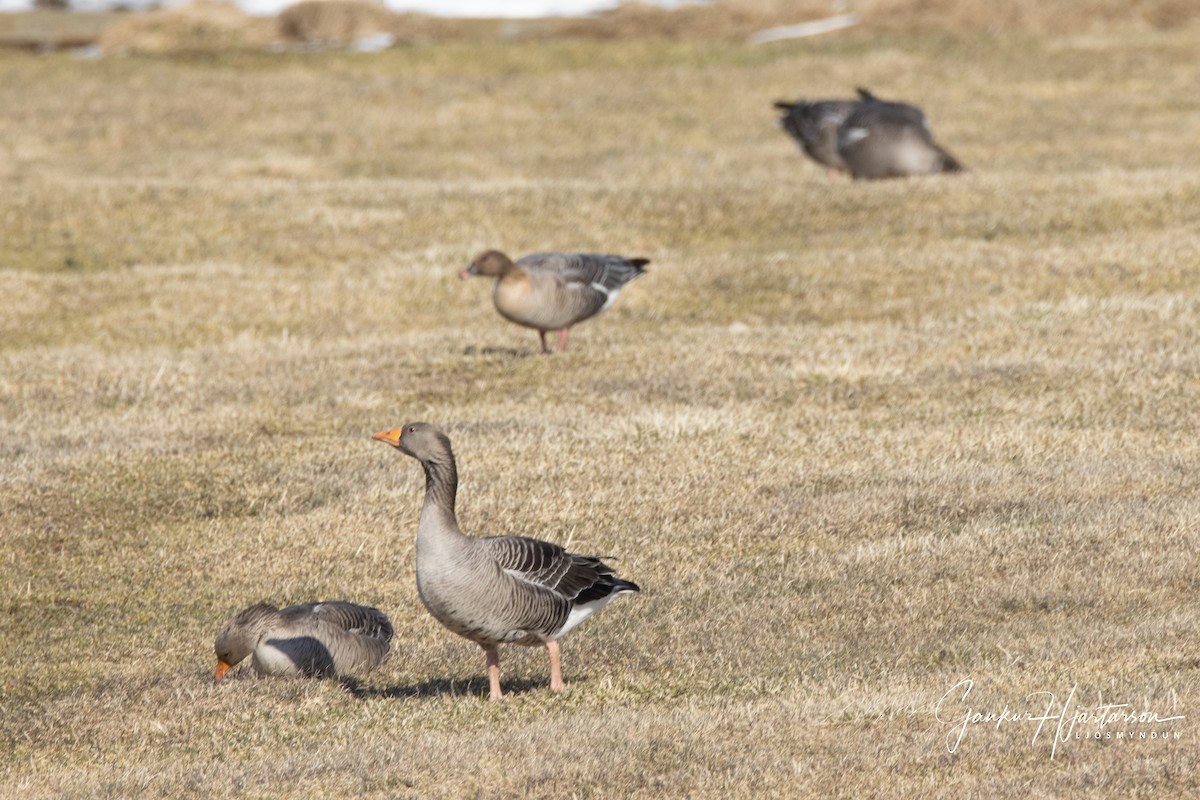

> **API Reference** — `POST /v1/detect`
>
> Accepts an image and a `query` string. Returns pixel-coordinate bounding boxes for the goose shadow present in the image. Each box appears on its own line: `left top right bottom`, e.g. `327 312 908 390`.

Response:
262 635 338 678
342 674 588 700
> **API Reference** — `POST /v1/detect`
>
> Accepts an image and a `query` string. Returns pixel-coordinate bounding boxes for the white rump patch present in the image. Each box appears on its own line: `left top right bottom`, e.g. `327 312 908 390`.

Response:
552 589 632 639
592 282 619 311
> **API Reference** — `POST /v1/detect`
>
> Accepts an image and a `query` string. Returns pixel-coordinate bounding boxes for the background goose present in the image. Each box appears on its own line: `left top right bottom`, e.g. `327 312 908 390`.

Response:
372 422 639 700
460 249 648 354
836 87 965 179
213 601 393 681
773 97 860 175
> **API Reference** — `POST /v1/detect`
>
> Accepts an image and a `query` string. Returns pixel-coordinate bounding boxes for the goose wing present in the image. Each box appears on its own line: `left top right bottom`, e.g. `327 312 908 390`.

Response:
847 92 930 134
517 252 648 293
281 601 394 642
272 601 393 675
481 535 637 605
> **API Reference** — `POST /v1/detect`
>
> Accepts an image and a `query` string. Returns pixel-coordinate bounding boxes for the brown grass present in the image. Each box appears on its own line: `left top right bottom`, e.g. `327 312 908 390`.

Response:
570 0 1200 37
89 0 1200 55
863 0 1200 34
2 19 1199 799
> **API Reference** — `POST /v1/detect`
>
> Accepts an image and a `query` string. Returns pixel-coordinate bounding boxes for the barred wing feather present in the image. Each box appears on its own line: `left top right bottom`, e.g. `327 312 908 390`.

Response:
283 601 394 643
481 535 639 605
518 252 648 292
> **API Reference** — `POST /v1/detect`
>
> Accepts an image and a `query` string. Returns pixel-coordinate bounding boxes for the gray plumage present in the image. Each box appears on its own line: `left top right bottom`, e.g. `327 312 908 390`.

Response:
836 88 964 179
775 87 964 180
773 98 859 173
372 422 639 699
461 249 648 354
213 601 393 681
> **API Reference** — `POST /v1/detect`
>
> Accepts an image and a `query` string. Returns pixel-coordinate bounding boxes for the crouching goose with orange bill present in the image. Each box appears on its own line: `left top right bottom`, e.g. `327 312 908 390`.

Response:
460 249 648 354
213 601 393 681
372 423 639 700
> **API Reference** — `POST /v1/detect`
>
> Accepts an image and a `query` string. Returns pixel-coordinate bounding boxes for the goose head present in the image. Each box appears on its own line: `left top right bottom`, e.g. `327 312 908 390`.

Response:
372 422 454 464
213 603 276 681
460 250 515 280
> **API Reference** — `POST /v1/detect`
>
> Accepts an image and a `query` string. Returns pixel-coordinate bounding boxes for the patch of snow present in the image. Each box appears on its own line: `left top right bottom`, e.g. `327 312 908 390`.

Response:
748 13 857 44
348 31 395 51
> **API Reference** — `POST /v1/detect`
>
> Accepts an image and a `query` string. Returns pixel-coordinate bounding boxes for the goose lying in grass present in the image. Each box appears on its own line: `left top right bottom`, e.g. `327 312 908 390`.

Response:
213 601 393 681
460 249 648 354
774 87 964 179
372 422 639 700
836 88 964 179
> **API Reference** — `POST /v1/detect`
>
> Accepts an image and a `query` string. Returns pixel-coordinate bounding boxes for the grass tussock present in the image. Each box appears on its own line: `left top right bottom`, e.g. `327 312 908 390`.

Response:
97 0 277 54
2 19 1200 800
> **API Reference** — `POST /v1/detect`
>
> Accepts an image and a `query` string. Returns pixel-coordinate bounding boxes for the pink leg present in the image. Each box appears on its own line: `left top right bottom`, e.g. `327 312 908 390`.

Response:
556 328 569 353
546 639 564 693
483 644 504 701
538 331 550 355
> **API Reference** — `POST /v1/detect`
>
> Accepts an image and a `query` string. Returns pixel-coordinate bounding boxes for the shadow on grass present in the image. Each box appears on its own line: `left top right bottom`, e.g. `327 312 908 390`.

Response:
462 345 534 359
342 675 584 700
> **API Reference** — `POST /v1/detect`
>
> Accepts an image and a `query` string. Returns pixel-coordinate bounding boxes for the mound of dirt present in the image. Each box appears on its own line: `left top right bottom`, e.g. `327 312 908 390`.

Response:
97 0 276 53
98 0 472 52
98 0 276 54
277 0 400 44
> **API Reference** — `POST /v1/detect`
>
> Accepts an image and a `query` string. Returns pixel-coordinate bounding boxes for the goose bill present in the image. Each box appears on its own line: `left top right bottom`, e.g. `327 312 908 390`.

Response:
371 429 402 446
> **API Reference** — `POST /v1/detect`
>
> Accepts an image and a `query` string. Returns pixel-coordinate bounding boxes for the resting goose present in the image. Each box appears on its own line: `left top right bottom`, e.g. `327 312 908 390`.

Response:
460 249 648 354
213 601 393 681
836 87 964 179
372 422 639 700
773 97 860 175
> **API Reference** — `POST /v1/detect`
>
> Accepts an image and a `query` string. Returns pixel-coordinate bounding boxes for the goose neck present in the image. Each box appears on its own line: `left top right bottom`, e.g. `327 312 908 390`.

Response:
419 456 461 532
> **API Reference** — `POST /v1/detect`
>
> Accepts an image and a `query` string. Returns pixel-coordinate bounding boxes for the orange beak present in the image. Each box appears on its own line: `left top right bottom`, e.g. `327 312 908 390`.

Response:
215 659 233 682
372 428 402 447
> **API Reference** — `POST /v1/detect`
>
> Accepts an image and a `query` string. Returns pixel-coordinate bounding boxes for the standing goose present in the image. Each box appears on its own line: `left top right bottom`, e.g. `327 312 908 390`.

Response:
460 249 648 354
372 422 639 700
836 87 964 179
773 97 860 176
213 601 393 681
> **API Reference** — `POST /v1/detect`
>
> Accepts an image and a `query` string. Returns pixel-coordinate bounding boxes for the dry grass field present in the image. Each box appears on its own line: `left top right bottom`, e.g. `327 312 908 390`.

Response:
2 4 1199 797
